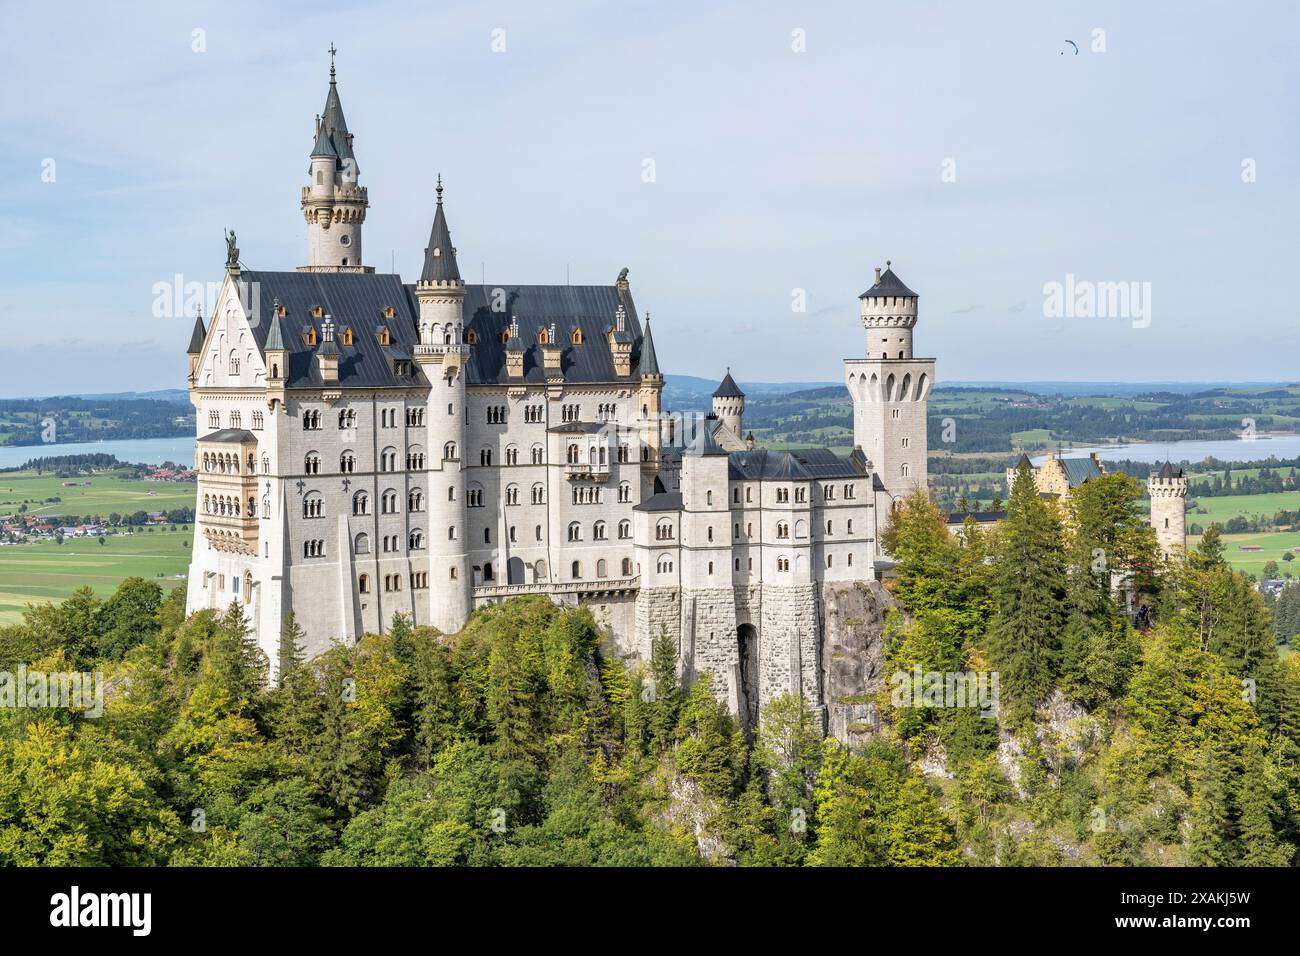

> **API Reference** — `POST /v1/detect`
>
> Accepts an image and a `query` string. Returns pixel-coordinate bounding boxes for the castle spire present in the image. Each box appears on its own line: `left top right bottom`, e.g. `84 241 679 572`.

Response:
301 50 368 271
420 176 461 283
639 314 660 377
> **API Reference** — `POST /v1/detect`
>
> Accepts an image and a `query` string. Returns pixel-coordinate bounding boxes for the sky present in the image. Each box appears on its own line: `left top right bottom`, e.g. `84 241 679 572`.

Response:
1 0 1297 397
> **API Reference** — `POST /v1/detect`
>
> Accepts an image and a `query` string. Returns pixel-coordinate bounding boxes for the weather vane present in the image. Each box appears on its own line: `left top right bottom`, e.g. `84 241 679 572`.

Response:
328 43 337 77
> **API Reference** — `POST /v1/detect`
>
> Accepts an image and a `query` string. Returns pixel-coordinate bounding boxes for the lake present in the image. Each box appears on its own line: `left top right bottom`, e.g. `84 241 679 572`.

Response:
0 436 196 470
1032 434 1300 467
3 432 1299 472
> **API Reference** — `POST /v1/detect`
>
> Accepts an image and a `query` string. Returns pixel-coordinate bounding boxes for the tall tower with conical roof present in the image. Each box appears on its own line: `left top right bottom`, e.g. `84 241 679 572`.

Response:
844 263 934 508
301 47 370 273
412 177 471 633
711 370 745 440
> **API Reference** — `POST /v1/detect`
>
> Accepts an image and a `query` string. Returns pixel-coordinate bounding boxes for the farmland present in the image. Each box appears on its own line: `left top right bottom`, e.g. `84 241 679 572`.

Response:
0 471 194 520
0 529 191 624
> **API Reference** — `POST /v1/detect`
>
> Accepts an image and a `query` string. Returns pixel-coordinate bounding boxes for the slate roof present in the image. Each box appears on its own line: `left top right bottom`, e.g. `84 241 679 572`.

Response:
457 283 649 385
634 491 684 512
638 318 660 376
198 429 256 444
860 265 917 299
264 311 287 351
1060 456 1102 487
233 271 651 389
713 370 744 398
419 188 460 283
727 447 867 481
187 314 207 353
1157 460 1184 479
318 74 355 166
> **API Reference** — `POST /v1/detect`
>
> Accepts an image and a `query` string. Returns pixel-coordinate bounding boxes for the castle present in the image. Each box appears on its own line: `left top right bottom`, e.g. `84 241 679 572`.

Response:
1009 450 1187 560
184 62 932 725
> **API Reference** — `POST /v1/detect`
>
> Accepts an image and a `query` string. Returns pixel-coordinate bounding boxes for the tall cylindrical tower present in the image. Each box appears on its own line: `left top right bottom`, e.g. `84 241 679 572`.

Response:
414 178 471 632
711 370 745 439
1148 462 1188 560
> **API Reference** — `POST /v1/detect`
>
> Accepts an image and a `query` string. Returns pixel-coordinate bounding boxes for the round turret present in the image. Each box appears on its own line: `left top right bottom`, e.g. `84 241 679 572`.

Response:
859 261 918 359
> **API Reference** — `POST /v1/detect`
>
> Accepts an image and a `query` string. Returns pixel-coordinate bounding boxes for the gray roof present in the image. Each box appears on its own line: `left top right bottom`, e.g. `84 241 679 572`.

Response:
311 122 338 159
947 510 1007 525
634 491 683 512
1157 460 1184 479
234 271 649 389
1060 456 1102 487
187 314 207 353
198 428 256 444
860 265 917 299
457 283 649 385
712 370 744 398
264 311 287 351
419 190 461 283
639 318 660 376
318 74 355 166
727 447 867 481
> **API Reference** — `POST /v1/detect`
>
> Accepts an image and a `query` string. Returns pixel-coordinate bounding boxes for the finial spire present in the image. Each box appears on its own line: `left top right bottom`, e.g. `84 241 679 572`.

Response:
436 173 443 205
328 43 337 81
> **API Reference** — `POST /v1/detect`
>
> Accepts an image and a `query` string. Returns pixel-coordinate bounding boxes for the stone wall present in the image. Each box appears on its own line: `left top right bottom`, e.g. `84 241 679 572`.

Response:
821 580 895 744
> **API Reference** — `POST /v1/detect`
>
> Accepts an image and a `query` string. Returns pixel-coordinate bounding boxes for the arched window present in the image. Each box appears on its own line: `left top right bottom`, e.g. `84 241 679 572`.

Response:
596 558 607 578
531 483 545 505
505 484 519 506
303 494 324 519
568 522 582 542
656 555 673 574
408 489 424 512
340 451 356 473
480 447 493 466
571 560 582 579
381 489 399 514
777 521 789 539
505 445 519 466
656 519 674 540
358 573 370 593
354 533 370 554
304 452 321 475
618 519 631 539
622 557 633 576
594 521 606 540
618 482 631 503
409 530 424 550
443 442 458 461
531 444 544 465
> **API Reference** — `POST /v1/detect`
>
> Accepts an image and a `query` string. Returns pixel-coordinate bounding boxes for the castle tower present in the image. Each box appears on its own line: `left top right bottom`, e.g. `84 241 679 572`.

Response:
638 315 664 487
412 178 472 632
844 263 934 504
300 49 370 273
711 370 745 440
1149 461 1187 560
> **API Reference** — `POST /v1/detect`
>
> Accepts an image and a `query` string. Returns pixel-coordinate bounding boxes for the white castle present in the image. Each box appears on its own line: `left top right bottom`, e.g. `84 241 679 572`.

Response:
185 62 934 726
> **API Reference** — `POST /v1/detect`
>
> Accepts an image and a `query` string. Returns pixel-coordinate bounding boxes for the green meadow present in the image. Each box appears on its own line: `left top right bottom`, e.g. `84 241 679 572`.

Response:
0 529 191 624
1187 491 1300 525
0 470 194 519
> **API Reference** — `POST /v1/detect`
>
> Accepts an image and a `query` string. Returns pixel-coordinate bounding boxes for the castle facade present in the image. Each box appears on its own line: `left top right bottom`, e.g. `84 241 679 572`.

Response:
185 65 932 723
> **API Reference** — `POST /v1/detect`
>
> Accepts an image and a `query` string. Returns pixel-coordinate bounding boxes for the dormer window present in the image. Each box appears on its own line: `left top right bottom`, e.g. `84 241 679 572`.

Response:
432 247 441 258
341 327 353 346
377 326 391 345
571 328 583 345
538 328 550 345
276 303 287 318
304 326 318 347
500 328 511 344
465 329 478 345
312 306 324 318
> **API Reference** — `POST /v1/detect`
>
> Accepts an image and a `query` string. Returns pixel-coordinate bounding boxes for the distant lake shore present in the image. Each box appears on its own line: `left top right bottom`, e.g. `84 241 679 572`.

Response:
5 433 1300 472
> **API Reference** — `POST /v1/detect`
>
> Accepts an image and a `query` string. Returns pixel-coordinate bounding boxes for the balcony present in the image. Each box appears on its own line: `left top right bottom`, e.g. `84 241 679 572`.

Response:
564 463 611 481
473 576 639 600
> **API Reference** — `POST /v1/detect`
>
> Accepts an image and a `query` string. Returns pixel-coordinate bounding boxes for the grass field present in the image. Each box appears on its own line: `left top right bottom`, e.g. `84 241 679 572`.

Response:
0 471 194 520
0 530 191 624
1187 492 1300 525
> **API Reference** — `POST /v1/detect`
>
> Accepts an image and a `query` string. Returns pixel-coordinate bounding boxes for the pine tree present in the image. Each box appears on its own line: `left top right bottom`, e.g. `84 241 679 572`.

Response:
277 611 306 687
985 464 1068 726
1185 738 1235 865
1235 741 1293 866
648 627 681 754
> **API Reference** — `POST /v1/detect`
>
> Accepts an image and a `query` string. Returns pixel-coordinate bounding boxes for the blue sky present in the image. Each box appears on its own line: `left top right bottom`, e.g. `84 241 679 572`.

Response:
1 0 1296 396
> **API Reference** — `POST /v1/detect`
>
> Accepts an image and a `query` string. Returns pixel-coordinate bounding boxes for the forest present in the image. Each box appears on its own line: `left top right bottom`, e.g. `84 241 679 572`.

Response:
0 464 1295 866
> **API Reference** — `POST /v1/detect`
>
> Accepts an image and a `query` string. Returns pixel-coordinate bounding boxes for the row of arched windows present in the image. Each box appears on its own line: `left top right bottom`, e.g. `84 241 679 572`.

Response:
567 520 631 541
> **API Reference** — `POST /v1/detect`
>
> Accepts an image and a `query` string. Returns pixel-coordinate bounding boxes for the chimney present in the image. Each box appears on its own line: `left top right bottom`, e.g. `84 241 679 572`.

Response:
874 266 882 283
